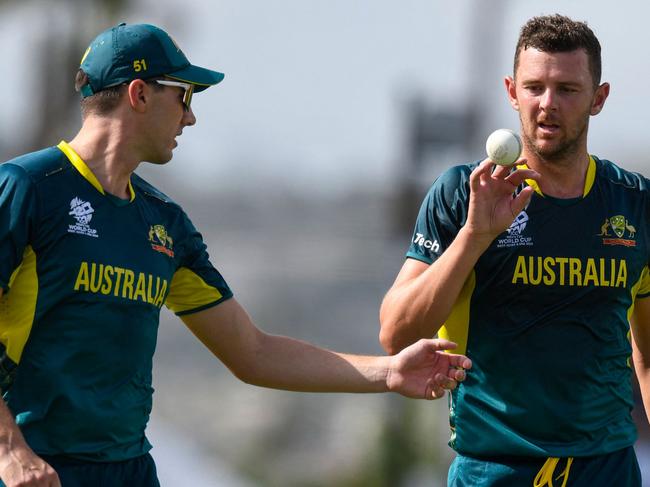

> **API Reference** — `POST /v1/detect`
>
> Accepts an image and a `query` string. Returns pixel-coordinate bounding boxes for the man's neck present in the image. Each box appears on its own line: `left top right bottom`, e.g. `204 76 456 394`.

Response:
524 151 591 199
67 118 140 200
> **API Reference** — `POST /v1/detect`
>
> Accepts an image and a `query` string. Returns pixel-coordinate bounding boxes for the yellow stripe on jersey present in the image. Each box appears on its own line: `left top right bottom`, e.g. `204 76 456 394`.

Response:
625 265 650 367
165 267 224 314
634 265 650 297
627 266 650 322
438 270 476 356
0 246 38 363
57 141 135 201
516 156 596 198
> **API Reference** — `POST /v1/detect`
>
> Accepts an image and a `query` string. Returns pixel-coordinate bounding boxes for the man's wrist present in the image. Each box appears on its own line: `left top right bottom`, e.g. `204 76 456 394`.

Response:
0 428 29 463
384 355 400 394
456 226 497 255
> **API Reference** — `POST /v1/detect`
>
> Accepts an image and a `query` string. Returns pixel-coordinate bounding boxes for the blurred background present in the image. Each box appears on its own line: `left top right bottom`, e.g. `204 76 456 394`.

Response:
1 0 649 485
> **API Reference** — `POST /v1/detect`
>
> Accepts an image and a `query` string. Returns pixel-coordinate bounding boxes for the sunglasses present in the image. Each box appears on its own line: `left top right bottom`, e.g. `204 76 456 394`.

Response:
154 79 194 110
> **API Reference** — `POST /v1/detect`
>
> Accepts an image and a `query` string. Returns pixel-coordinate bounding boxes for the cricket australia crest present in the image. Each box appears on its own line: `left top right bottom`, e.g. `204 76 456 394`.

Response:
599 214 636 247
149 224 175 257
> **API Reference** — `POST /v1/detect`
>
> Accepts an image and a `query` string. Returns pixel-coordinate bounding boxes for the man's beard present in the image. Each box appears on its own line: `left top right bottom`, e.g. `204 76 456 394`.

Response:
521 116 589 166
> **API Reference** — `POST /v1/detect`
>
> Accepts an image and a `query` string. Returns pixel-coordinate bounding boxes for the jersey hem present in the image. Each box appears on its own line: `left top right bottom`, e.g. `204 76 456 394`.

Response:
405 252 433 264
174 293 234 316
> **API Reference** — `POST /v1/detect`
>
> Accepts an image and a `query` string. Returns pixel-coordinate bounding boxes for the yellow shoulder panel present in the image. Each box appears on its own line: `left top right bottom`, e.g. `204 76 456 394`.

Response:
165 267 224 314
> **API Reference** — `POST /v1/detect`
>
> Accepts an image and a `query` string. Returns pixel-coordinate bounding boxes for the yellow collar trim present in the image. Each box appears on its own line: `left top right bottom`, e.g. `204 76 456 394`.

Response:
56 141 135 202
515 156 596 198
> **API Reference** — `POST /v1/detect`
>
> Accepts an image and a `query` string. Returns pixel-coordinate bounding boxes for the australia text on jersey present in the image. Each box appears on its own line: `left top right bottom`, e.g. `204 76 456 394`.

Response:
512 256 627 287
504 209 635 287
73 261 168 307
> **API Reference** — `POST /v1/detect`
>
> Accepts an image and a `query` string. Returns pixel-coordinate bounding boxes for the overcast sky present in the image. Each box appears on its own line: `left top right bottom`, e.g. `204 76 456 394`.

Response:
1 0 648 195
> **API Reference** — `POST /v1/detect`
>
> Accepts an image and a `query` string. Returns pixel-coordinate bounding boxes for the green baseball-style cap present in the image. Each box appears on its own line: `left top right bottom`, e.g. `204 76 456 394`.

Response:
79 22 224 97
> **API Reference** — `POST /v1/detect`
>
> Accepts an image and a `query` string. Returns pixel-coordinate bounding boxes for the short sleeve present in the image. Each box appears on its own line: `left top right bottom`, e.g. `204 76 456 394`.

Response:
406 165 473 264
165 211 233 315
0 163 37 290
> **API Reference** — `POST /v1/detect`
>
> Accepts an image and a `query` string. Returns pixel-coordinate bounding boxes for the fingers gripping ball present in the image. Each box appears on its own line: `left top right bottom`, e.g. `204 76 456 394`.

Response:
485 129 522 166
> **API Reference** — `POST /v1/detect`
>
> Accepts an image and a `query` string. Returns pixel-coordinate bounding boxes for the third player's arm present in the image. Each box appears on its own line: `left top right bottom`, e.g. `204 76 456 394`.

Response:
631 295 650 423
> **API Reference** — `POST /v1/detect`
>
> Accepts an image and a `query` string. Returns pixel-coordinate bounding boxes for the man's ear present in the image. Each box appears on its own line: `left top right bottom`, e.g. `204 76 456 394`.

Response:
505 76 519 111
590 82 610 116
127 79 149 113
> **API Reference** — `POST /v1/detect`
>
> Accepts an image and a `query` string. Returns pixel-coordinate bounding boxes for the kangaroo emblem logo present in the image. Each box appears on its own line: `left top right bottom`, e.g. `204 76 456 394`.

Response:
148 225 174 257
600 215 637 247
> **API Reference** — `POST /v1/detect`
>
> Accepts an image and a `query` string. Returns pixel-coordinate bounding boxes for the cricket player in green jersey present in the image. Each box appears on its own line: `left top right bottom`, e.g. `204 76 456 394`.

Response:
380 14 650 486
0 23 472 487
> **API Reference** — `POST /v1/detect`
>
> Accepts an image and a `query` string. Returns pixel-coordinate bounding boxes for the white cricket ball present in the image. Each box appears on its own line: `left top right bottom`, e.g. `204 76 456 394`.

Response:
485 129 522 166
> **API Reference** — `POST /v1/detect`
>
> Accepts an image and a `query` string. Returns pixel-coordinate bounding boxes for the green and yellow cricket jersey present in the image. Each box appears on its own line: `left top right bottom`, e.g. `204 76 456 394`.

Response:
407 156 650 458
0 141 233 461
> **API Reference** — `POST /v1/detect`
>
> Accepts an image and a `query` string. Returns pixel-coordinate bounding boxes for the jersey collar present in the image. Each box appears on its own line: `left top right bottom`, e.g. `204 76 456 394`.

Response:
57 140 135 202
515 155 596 198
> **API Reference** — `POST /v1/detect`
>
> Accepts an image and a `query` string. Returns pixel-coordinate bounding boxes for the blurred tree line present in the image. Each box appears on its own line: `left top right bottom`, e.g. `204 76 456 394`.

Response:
0 0 129 160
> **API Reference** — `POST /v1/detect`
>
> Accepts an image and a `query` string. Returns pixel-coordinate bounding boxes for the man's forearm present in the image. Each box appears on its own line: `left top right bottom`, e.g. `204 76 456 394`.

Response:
182 298 470 400
379 226 492 353
233 332 392 393
233 333 469 400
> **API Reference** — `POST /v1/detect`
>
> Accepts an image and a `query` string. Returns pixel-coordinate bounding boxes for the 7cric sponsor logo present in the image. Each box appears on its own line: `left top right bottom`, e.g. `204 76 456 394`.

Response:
413 233 440 253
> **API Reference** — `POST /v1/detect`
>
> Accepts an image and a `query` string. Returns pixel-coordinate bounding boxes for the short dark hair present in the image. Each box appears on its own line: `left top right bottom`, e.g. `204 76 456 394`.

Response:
514 14 602 87
75 69 125 117
74 70 165 117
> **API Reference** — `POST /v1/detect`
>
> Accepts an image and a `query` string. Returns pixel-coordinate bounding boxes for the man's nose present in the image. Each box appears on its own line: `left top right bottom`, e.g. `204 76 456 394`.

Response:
183 106 196 126
539 88 558 112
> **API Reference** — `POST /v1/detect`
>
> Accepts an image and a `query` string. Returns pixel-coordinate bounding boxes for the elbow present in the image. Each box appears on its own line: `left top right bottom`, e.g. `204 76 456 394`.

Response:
380 302 436 355
232 365 255 385
379 305 396 354
379 329 401 355
379 313 409 355
379 299 410 354
228 361 258 386
227 331 267 386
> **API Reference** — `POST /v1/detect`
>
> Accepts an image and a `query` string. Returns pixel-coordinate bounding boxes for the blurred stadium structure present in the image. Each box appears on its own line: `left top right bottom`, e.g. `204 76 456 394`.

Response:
1 0 649 485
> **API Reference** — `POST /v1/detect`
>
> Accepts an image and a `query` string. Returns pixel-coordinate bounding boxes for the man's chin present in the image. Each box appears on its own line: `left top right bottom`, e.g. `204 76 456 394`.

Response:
144 154 173 165
523 131 560 158
532 140 568 159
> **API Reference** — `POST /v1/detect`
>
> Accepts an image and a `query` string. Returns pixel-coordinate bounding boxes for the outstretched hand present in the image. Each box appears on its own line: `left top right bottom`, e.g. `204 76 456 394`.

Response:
386 339 472 400
466 159 539 242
